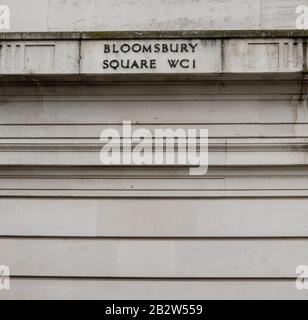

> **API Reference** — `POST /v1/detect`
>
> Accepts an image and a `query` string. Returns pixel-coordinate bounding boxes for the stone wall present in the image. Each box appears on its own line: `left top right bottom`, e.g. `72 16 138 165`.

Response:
1 0 307 32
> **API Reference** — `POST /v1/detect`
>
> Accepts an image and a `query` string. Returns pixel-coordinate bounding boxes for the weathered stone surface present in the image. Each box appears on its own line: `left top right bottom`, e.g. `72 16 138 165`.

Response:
1 0 307 32
0 40 79 74
224 39 304 73
0 77 308 300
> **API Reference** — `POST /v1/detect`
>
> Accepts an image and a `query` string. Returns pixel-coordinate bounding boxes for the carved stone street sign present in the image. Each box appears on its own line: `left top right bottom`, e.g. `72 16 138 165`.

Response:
81 39 221 74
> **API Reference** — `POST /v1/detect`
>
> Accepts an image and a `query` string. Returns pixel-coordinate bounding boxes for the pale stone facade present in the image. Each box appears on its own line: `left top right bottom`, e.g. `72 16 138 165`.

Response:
0 0 308 300
1 0 308 32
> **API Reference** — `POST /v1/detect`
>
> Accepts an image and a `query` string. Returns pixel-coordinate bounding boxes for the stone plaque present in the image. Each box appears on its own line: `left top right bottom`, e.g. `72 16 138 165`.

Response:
81 39 222 74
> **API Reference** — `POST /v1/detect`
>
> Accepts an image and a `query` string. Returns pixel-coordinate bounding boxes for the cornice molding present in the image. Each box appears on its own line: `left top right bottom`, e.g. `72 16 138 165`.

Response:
1 30 308 41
